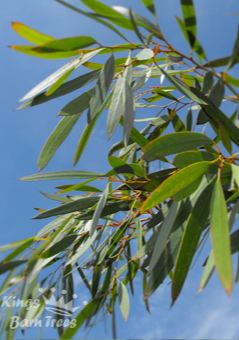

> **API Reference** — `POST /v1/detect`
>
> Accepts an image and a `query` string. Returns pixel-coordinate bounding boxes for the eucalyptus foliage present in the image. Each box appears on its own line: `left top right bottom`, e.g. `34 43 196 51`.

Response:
1 0 239 337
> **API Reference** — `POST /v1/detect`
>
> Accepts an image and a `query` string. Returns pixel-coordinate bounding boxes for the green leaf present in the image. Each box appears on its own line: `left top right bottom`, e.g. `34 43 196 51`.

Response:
20 48 103 102
42 235 77 258
143 132 212 161
172 184 212 302
56 0 130 43
118 282 130 321
80 0 133 30
73 113 99 165
59 88 94 116
192 89 239 146
89 184 109 236
33 197 99 219
210 178 233 294
228 24 239 69
38 115 81 170
141 161 211 212
199 252 214 291
123 81 135 143
136 48 154 61
173 150 216 168
0 261 26 275
45 68 74 96
60 299 98 339
180 0 197 46
0 237 34 253
11 22 53 44
149 202 180 272
89 55 115 120
33 36 97 53
158 66 207 104
21 170 105 181
20 70 99 108
129 9 145 45
141 0 156 15
107 76 125 138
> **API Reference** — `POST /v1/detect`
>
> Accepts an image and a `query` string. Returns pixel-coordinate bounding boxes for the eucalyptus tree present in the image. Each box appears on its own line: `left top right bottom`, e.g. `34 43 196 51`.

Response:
1 0 239 338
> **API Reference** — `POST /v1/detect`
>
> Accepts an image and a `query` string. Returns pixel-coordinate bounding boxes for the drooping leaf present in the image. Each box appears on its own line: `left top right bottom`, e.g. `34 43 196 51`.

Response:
38 115 81 170
210 178 233 294
89 55 115 120
143 132 212 161
172 184 212 302
60 299 99 339
11 22 53 44
149 202 180 272
89 184 109 235
107 76 125 138
118 282 130 321
180 0 197 47
228 24 239 69
141 161 211 212
141 0 156 15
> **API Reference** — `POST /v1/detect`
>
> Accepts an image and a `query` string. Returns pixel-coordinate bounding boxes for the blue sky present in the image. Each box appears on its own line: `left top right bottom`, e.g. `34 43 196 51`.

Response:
1 0 239 338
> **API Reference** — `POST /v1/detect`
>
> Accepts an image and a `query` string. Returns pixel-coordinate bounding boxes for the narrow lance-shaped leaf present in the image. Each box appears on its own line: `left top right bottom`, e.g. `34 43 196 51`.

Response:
118 281 130 321
172 183 212 302
11 22 53 44
141 0 156 15
59 88 94 116
143 132 212 161
107 76 125 138
38 114 81 170
210 177 233 294
89 54 115 120
33 197 99 219
20 48 103 102
149 202 180 272
33 35 97 53
180 0 197 47
228 24 239 69
89 184 109 236
141 161 211 212
80 0 133 30
20 170 105 181
158 66 207 104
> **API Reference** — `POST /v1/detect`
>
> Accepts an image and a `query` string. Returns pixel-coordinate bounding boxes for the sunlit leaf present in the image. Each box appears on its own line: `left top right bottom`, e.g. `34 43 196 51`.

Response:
141 161 211 211
11 22 53 44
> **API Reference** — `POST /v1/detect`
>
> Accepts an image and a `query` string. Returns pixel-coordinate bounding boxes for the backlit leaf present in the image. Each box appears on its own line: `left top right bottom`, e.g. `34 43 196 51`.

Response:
11 22 53 44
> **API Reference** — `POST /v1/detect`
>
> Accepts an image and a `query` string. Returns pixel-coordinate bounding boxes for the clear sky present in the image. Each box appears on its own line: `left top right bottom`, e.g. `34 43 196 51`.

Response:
1 0 239 339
